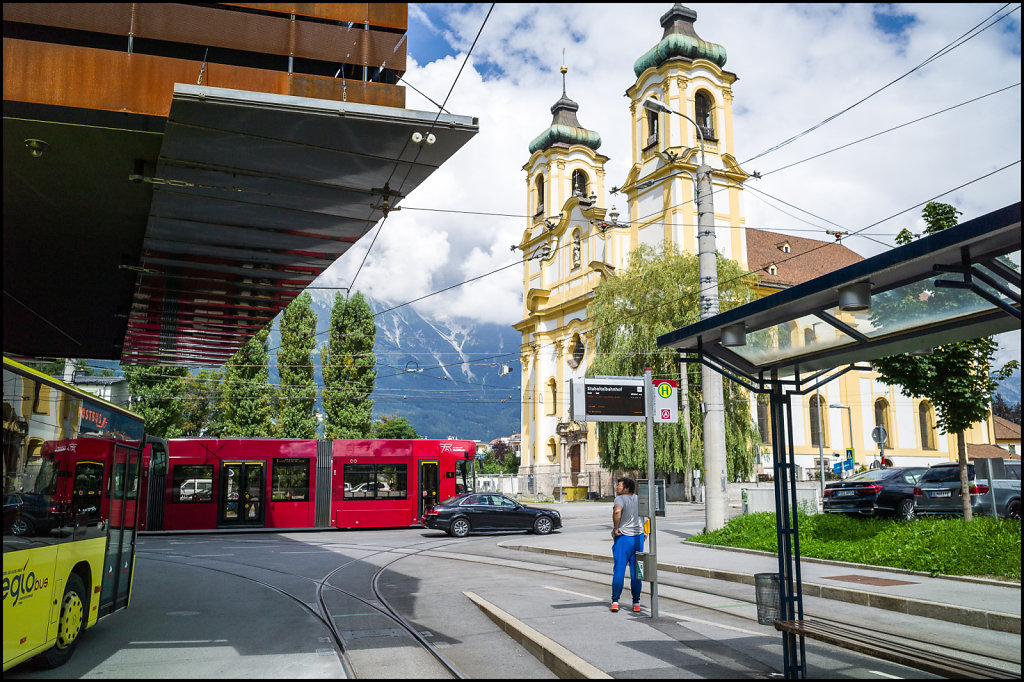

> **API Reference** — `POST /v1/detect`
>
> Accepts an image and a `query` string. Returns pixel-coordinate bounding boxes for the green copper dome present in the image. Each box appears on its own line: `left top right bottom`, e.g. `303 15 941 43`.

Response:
633 4 726 77
528 73 602 154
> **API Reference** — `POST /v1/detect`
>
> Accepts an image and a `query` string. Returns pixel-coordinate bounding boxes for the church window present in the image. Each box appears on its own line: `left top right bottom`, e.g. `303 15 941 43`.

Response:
809 394 828 448
546 378 557 416
694 91 715 140
535 175 545 216
874 398 893 449
804 327 816 346
572 169 589 197
568 333 585 368
919 401 936 450
756 397 772 444
572 229 581 269
646 109 659 148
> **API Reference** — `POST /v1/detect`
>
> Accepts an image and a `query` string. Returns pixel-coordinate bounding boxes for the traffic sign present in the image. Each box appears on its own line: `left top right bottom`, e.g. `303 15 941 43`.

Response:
833 462 842 474
871 425 887 445
652 380 678 423
843 459 854 471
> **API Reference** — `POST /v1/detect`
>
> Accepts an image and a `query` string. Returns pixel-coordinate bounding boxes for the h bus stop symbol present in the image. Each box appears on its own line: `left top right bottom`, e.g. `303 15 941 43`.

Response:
653 380 677 423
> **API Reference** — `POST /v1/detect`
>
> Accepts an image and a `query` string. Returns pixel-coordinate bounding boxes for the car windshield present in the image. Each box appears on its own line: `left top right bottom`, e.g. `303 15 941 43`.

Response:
920 464 975 483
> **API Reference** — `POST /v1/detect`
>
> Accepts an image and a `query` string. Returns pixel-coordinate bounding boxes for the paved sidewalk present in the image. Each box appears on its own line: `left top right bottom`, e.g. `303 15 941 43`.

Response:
458 522 1021 679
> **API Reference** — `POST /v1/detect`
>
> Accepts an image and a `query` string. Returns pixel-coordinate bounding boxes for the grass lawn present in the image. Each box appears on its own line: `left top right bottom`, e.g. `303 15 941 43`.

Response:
686 511 1021 582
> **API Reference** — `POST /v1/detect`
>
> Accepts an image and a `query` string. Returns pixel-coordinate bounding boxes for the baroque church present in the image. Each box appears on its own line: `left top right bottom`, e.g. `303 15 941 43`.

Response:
514 5 1004 497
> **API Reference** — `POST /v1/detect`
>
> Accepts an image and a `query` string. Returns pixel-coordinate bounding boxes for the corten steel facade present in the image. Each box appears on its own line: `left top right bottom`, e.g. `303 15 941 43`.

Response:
3 3 407 114
3 4 482 367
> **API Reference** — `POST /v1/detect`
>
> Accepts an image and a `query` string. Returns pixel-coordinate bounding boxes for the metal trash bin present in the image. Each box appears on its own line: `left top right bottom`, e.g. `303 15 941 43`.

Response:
754 573 780 624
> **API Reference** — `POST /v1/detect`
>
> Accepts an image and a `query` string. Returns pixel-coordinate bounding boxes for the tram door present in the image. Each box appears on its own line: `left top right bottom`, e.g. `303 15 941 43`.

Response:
419 460 439 517
221 461 265 525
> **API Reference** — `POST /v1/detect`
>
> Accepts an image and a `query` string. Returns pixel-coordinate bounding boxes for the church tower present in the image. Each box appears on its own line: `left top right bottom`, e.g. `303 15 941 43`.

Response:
622 4 750 269
514 63 611 494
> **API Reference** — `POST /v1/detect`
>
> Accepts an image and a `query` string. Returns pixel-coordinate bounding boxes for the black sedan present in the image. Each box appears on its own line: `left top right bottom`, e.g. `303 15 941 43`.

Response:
421 492 562 537
4 492 62 537
823 467 926 519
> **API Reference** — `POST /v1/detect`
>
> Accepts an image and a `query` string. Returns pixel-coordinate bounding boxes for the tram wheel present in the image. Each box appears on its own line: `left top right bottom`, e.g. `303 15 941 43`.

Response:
37 573 87 669
449 517 471 538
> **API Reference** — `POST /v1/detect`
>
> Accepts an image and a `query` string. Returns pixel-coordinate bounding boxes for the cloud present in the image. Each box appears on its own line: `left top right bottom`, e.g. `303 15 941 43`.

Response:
311 2 1021 344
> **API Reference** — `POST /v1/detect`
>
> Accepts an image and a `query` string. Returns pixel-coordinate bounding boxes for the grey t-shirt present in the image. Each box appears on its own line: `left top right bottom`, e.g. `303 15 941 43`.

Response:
614 494 643 536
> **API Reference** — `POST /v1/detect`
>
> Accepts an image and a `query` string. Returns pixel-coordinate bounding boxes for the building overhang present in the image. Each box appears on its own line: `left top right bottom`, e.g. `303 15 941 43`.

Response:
4 84 478 364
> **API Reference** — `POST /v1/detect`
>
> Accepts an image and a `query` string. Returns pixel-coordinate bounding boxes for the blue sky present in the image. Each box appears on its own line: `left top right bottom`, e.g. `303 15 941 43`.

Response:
317 3 1021 364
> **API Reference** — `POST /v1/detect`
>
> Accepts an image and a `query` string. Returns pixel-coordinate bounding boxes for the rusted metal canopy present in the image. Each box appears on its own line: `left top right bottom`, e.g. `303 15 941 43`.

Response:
4 84 477 365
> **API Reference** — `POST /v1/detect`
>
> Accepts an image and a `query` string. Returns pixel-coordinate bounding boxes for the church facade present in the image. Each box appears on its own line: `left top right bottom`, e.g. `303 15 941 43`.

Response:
514 5 1003 496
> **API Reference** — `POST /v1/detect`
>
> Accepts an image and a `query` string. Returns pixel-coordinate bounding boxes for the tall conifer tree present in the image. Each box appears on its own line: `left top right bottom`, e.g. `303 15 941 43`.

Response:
276 292 318 438
322 292 377 438
223 325 275 437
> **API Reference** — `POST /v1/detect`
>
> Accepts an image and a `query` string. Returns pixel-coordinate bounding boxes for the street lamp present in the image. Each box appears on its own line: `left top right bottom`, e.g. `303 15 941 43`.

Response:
642 95 728 531
830 403 853 478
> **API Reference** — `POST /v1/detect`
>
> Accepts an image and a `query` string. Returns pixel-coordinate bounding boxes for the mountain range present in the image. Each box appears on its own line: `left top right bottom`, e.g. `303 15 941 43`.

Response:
267 292 522 441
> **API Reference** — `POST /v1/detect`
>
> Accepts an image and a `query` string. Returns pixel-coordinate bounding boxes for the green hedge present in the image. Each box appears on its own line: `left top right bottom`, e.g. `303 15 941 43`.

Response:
686 512 1021 581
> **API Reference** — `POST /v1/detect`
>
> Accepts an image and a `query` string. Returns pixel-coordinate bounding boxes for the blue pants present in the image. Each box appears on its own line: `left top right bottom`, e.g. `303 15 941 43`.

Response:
611 533 645 603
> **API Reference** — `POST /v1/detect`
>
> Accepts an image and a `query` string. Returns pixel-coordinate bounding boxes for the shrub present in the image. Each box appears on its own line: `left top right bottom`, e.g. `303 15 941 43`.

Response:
687 512 1021 581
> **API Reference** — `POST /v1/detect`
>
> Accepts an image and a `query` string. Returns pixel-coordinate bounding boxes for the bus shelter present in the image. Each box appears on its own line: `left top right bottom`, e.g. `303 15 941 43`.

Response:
657 202 1021 678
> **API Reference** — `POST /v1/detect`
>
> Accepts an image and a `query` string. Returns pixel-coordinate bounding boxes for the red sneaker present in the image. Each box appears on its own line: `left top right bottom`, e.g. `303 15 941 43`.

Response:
632 603 642 612
610 601 619 612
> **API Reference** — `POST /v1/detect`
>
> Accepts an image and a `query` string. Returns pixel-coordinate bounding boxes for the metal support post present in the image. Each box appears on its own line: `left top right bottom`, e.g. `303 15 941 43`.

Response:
644 368 659 617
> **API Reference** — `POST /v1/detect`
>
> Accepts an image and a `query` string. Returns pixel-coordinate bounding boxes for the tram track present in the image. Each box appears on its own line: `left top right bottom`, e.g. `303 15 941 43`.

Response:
136 532 1020 678
137 535 482 679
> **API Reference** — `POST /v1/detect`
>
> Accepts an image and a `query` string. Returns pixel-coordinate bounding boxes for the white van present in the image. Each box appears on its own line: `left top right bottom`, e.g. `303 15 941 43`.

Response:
179 478 213 501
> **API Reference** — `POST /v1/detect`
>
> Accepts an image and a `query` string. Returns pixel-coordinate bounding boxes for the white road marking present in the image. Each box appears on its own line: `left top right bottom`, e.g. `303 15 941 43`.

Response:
869 672 903 679
130 640 229 645
542 586 766 636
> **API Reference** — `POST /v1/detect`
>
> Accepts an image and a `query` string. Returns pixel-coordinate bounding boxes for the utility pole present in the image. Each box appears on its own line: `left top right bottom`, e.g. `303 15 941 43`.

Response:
696 161 728 530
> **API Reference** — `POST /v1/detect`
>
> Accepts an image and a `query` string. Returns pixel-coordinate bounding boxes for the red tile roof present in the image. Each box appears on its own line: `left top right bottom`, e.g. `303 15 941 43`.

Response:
994 415 1021 441
967 443 1019 459
745 229 864 288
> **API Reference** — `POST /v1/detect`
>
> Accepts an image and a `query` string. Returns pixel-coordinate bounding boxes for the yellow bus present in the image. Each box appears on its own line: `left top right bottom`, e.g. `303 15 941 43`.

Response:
3 357 150 671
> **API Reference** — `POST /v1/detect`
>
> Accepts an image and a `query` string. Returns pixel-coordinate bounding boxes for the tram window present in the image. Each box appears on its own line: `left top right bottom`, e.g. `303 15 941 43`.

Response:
110 461 139 500
375 464 407 500
455 460 474 494
32 458 59 496
172 465 213 503
272 458 310 501
343 464 408 500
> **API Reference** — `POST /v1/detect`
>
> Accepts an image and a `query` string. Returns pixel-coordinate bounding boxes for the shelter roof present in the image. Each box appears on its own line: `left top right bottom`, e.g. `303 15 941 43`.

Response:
658 202 1021 377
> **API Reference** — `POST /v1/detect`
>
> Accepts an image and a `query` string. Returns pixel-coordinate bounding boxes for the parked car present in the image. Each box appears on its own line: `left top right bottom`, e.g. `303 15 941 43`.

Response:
822 467 927 519
3 492 62 537
913 462 1021 519
421 492 561 537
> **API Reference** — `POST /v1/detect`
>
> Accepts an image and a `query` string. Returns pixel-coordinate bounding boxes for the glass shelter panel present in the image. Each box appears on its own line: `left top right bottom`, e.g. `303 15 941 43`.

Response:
731 313 855 366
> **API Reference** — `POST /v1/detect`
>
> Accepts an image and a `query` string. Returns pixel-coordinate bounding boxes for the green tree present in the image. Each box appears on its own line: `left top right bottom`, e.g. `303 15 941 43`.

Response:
223 325 275 437
180 368 226 436
123 364 187 438
587 244 762 486
322 292 377 439
371 413 419 439
990 393 1020 426
276 292 319 438
873 202 1019 520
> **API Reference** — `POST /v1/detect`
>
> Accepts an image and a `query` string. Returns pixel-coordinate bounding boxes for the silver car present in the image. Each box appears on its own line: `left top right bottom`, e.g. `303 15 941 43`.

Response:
913 462 1020 518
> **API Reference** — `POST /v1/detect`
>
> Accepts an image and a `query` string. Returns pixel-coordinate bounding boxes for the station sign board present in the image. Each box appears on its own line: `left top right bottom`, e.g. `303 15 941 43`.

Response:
570 378 646 422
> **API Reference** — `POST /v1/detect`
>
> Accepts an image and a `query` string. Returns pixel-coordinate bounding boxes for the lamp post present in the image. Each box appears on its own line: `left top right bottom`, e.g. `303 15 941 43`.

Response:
642 96 727 530
830 403 853 479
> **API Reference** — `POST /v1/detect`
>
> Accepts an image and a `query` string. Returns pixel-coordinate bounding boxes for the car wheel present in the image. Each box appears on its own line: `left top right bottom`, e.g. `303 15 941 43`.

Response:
896 498 915 521
533 516 553 535
449 517 471 538
37 573 87 668
9 517 33 536
1007 500 1021 521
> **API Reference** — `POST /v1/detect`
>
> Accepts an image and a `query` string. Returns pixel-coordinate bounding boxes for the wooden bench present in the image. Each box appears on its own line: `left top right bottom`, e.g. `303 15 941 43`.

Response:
773 619 1015 679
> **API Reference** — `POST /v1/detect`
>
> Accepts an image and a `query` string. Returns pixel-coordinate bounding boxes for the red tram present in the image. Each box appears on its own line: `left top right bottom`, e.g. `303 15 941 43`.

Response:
150 438 476 531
